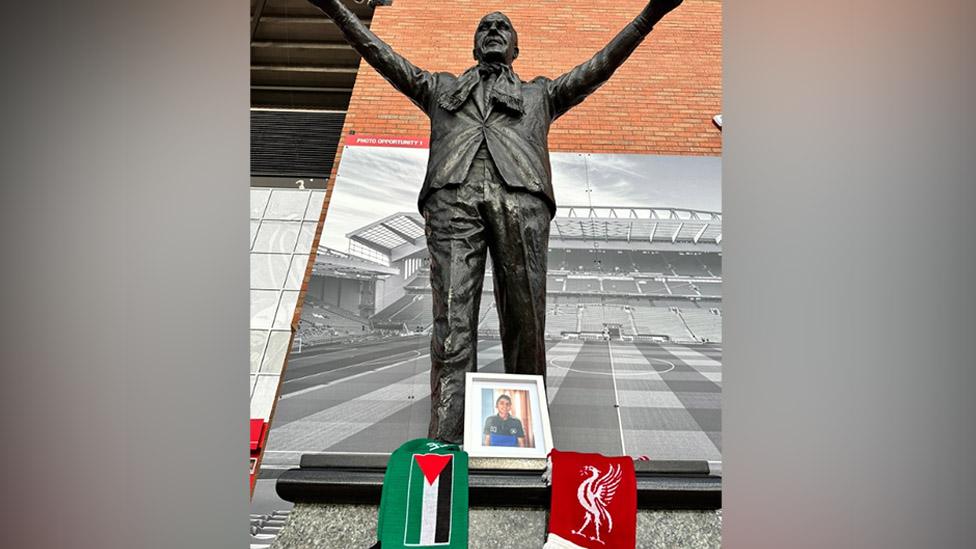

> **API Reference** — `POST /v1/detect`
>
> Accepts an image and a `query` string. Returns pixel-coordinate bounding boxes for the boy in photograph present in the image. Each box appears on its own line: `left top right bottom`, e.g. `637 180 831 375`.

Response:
483 394 526 447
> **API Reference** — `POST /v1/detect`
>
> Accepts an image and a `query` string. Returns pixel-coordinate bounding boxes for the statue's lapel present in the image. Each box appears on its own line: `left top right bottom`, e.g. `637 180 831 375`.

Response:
472 78 490 120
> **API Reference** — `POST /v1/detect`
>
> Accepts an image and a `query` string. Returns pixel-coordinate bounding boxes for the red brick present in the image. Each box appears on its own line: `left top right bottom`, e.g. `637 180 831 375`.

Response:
323 0 721 191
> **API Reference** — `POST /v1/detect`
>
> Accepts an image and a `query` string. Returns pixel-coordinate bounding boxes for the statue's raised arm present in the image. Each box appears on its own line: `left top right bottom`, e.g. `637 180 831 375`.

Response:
548 0 683 119
308 0 437 113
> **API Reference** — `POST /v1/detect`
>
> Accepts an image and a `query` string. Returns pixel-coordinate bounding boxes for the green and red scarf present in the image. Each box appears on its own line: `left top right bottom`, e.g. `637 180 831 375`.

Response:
373 438 468 548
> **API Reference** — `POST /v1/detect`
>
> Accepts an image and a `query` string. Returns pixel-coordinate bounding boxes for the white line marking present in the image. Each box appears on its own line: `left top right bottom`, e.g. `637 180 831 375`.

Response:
548 357 675 377
280 384 327 399
284 350 422 384
280 352 430 399
607 340 627 455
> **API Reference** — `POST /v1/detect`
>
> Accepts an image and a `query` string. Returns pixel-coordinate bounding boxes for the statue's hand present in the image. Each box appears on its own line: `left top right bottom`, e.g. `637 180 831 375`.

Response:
648 0 684 22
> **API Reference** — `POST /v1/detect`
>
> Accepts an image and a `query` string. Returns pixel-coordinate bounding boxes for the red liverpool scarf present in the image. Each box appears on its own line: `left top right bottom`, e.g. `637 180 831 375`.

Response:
543 450 637 549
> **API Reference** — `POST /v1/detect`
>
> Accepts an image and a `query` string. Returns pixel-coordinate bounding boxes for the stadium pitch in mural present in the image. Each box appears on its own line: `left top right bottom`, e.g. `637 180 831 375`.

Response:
258 137 722 471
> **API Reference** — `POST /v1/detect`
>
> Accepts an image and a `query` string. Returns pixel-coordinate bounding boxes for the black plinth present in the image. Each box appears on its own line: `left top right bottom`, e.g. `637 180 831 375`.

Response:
276 453 721 510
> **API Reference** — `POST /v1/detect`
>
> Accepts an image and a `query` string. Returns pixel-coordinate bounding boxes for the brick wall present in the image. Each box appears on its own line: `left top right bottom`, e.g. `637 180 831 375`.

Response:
313 0 721 264
341 0 720 155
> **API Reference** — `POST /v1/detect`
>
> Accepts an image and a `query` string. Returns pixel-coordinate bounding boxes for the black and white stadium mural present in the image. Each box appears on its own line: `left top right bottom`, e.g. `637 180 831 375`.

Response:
260 136 722 471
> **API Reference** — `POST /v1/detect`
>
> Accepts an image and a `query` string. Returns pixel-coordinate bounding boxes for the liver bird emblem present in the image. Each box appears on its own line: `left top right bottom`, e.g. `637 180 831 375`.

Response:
572 463 623 544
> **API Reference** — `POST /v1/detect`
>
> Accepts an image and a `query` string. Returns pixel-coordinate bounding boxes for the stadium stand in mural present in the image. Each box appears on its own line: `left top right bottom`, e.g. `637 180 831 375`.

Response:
300 206 721 346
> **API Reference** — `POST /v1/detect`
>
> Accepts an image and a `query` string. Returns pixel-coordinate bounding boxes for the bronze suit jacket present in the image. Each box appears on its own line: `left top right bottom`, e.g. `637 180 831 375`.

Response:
327 9 654 218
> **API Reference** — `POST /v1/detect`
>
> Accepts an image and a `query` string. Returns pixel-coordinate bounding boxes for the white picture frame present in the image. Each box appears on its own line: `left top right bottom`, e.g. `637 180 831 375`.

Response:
463 373 554 459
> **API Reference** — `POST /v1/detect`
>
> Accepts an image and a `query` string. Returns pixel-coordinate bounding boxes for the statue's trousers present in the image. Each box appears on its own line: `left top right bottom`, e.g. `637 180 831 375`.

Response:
424 148 550 443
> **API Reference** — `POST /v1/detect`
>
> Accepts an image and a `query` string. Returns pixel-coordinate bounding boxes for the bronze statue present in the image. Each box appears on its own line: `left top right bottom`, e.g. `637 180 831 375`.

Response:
309 0 684 443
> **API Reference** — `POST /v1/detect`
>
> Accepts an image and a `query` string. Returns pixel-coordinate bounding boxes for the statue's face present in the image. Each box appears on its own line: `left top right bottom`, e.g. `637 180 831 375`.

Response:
474 12 518 65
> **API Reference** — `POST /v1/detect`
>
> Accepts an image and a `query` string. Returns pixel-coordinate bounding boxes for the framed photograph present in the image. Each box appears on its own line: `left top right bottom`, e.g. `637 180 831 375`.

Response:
463 373 553 459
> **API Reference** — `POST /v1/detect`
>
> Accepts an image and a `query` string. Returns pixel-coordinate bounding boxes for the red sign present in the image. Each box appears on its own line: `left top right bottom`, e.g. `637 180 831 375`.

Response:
344 134 429 148
250 419 267 452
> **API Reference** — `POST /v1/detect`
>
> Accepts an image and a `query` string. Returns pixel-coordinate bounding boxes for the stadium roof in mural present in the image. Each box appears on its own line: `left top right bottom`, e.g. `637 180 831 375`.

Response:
346 212 426 253
553 206 722 245
557 206 721 221
311 246 399 277
342 207 722 261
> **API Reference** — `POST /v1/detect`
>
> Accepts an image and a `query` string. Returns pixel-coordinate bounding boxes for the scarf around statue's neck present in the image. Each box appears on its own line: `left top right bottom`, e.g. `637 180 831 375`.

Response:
438 62 524 116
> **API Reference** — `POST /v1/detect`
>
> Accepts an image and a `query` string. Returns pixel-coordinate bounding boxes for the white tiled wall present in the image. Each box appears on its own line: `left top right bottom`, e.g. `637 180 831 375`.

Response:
249 188 324 421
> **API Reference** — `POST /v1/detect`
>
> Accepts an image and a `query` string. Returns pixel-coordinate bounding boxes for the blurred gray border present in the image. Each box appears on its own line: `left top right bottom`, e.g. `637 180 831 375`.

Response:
724 1 975 547
0 2 248 548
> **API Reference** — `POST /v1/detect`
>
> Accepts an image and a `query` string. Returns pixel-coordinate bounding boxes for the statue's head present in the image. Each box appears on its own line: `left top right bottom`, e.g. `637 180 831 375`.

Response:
473 12 519 66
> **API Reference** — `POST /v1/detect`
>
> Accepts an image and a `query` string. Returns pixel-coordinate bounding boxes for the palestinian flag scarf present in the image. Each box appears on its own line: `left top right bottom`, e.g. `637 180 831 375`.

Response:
543 449 637 549
373 438 468 548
